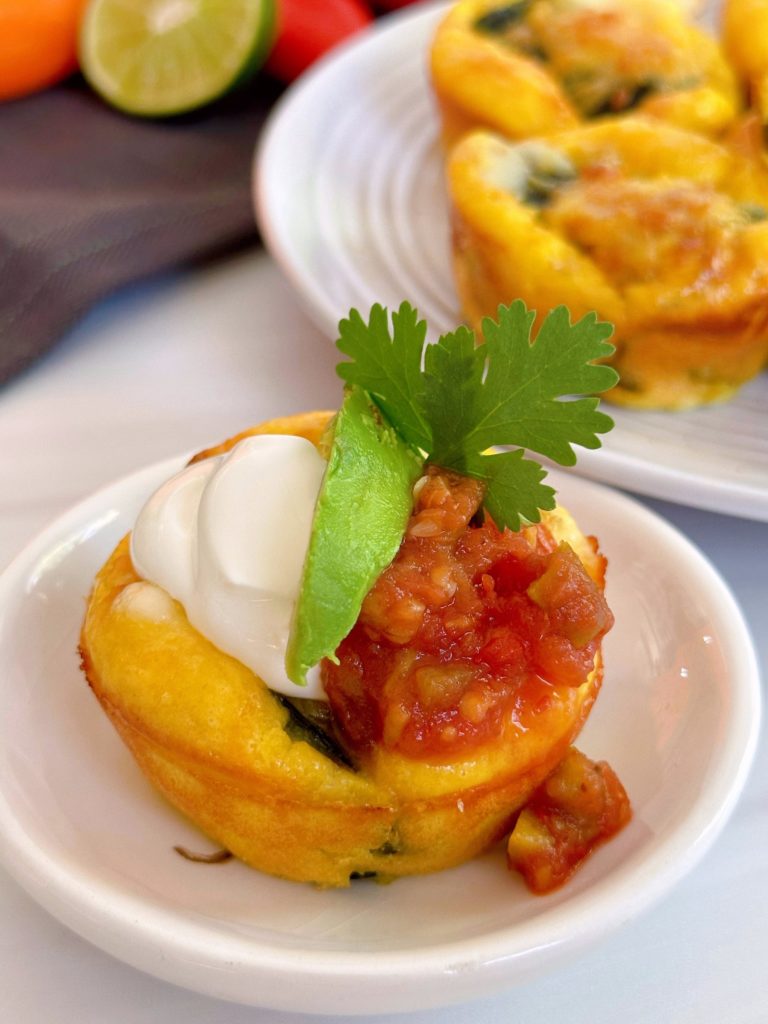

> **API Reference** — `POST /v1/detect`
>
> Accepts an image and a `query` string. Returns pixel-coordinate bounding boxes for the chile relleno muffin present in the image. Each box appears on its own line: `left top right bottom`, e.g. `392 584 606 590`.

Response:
80 412 615 887
447 119 768 409
431 0 739 149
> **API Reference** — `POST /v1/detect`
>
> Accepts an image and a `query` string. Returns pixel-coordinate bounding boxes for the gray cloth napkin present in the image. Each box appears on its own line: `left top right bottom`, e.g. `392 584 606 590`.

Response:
0 75 282 385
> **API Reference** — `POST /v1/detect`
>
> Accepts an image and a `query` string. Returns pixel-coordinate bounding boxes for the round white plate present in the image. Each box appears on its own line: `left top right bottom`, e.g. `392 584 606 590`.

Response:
0 458 760 1015
255 0 768 522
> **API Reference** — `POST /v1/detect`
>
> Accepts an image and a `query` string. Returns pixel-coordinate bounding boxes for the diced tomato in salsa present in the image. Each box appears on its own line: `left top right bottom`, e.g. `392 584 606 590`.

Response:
506 747 632 894
322 467 614 760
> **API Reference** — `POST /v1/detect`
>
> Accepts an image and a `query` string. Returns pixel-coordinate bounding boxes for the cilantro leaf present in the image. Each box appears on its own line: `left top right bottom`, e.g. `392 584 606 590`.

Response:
337 303 432 452
422 302 617 468
336 300 617 529
456 449 557 532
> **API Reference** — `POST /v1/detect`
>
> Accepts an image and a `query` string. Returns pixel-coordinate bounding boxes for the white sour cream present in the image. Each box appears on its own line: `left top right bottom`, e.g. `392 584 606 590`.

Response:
130 434 328 699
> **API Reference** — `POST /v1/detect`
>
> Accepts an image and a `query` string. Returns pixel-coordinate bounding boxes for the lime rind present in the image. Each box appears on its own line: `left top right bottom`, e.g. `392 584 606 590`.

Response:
80 0 277 117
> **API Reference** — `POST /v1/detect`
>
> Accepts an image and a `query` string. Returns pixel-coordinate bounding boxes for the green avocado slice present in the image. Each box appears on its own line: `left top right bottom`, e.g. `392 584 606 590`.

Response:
285 385 424 687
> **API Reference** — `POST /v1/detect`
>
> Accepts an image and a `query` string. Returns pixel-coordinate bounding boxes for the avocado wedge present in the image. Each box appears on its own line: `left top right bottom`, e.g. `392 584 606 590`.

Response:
285 386 423 687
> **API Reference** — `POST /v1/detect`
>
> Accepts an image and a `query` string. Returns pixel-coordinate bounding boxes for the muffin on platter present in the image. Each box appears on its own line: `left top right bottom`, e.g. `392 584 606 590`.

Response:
446 118 768 409
431 0 739 149
81 303 630 890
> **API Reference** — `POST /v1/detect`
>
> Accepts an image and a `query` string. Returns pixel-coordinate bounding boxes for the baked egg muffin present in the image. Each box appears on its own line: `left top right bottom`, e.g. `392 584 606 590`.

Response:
80 305 628 890
81 413 618 885
431 0 739 148
447 118 768 408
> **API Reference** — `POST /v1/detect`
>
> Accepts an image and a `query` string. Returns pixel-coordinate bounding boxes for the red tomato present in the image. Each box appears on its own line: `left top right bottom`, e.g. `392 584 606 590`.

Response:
266 0 373 82
373 0 424 8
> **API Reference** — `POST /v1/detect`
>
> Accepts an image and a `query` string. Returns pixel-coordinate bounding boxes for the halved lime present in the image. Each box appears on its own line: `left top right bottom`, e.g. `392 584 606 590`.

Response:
79 0 276 117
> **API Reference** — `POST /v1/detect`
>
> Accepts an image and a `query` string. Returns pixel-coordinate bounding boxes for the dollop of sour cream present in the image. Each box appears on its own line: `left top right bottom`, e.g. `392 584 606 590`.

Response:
130 434 328 699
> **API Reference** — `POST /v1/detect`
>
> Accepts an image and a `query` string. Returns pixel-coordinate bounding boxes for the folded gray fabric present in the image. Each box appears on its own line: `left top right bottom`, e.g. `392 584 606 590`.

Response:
0 76 281 385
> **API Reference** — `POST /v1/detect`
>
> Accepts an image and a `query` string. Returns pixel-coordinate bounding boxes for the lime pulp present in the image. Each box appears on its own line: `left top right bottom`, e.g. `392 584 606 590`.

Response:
79 0 277 117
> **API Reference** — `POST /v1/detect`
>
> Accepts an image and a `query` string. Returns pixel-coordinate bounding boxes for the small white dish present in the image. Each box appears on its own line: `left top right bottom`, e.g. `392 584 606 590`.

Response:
255 0 768 522
0 457 760 1014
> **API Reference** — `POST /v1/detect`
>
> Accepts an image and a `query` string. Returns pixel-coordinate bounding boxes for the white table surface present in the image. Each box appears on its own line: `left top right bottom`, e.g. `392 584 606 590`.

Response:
1 249 765 1024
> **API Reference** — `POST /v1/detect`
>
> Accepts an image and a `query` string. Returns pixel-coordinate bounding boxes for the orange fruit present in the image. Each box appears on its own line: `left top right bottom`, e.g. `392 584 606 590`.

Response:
0 0 86 102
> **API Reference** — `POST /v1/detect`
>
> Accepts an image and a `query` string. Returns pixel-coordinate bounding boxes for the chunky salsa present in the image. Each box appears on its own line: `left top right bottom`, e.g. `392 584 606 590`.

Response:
506 746 632 893
323 466 613 761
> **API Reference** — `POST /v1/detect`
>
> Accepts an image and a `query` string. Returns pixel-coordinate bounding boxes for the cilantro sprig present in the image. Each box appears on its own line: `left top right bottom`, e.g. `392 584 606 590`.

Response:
337 300 618 530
